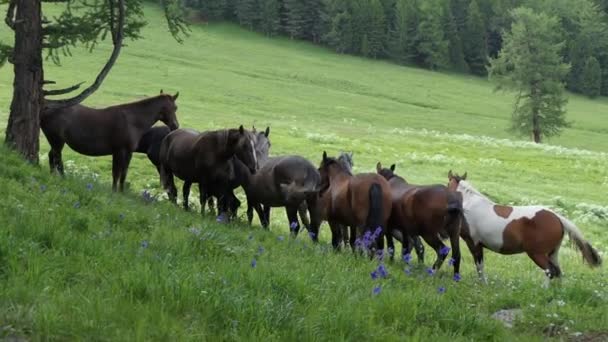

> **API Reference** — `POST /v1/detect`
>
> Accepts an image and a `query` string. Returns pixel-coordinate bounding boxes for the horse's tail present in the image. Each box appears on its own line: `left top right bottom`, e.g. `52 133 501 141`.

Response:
556 213 602 267
440 190 464 240
366 183 384 232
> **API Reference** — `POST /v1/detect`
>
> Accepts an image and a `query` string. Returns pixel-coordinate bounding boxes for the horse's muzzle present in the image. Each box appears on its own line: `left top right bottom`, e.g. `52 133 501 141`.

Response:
169 121 179 131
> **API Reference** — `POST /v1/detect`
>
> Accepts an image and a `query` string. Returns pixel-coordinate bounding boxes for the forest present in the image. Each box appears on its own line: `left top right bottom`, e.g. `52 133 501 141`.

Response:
182 0 608 98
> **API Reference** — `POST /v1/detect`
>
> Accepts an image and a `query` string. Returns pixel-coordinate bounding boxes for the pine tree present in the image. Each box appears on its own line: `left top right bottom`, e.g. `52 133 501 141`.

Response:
259 0 280 36
489 7 570 143
416 0 449 69
463 0 487 75
389 0 419 64
367 0 387 58
236 0 260 29
581 56 602 98
442 0 468 71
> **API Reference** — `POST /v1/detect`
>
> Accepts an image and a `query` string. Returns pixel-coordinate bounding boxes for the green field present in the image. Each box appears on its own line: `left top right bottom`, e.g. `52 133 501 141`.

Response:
1 4 607 341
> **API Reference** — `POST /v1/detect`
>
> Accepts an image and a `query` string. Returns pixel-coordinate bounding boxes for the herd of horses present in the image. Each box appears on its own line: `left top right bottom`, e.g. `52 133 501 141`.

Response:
39 92 603 285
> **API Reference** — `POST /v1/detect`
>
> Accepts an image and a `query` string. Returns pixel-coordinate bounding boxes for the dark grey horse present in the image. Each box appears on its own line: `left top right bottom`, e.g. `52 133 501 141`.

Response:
232 155 321 239
159 126 258 214
135 125 171 175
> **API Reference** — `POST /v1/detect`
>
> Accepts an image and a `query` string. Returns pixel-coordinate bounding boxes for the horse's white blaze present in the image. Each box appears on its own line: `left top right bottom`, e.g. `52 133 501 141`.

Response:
457 180 554 252
250 139 257 167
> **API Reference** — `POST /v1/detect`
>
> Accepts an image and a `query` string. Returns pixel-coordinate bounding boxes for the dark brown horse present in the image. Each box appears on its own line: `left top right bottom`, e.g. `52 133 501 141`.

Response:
135 125 171 176
41 91 180 192
158 126 258 215
232 155 321 237
377 163 463 276
318 152 393 256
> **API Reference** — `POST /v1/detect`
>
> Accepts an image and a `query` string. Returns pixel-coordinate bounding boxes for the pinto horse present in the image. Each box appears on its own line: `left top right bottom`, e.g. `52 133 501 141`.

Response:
40 91 180 192
377 163 462 275
447 171 602 285
159 126 258 214
318 151 393 256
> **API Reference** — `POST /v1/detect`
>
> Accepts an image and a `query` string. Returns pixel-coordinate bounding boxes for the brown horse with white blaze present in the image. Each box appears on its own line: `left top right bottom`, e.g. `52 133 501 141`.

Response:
318 151 393 256
377 163 463 276
448 171 602 285
41 91 180 192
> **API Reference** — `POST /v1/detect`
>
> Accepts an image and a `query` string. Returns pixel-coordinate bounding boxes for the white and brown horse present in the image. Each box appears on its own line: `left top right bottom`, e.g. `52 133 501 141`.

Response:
447 171 602 285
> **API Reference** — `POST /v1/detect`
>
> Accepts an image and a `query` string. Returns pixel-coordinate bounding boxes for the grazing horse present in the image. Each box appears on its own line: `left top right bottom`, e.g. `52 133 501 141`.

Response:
135 125 171 176
40 91 180 192
447 171 602 285
232 155 321 237
377 163 462 275
318 151 393 256
159 126 258 214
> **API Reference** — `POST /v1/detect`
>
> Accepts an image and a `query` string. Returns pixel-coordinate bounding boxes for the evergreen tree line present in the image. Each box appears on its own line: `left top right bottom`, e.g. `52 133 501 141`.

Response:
182 0 608 98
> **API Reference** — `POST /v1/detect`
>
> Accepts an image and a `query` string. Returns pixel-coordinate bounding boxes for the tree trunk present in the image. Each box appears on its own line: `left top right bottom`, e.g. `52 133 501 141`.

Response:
5 0 43 164
531 83 542 144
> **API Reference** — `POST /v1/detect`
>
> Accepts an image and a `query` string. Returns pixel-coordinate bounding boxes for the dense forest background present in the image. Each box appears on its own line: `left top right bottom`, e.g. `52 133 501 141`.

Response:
180 0 608 98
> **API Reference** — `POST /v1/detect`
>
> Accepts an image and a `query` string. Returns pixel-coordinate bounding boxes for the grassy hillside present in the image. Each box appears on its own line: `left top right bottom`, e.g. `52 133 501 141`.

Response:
0 3 607 340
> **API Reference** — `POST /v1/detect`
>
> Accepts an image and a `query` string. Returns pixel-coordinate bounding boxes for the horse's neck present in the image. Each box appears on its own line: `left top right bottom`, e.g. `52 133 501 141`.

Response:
461 186 495 210
126 100 161 133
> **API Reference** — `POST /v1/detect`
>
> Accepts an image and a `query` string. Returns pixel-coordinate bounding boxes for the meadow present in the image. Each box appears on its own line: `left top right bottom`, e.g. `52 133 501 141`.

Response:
0 3 607 341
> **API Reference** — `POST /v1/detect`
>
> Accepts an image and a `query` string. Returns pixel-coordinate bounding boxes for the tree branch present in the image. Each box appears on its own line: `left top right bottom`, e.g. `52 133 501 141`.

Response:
43 82 85 96
45 0 125 110
5 0 17 30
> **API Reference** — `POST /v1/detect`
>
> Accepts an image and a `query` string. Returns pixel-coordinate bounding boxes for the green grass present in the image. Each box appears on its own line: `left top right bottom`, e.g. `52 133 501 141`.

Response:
1 3 607 341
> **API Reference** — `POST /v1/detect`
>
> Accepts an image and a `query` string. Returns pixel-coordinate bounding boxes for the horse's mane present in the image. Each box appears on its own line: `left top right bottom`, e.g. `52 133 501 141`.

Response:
106 94 171 110
458 180 494 203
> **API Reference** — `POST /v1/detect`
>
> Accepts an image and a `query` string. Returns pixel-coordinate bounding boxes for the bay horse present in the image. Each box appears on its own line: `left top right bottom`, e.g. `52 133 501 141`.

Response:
318 151 393 257
158 126 258 215
40 91 180 192
232 154 321 237
377 163 463 275
447 171 602 285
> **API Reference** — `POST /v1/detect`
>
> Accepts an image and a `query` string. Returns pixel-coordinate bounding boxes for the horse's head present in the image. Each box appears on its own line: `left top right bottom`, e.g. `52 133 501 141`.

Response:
337 151 354 173
158 90 180 130
376 162 396 180
318 151 351 192
252 126 271 166
447 170 467 191
229 125 257 174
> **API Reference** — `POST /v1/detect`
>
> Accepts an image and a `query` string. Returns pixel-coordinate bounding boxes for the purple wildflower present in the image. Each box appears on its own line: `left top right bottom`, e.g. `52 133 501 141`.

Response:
73 201 81 209
448 258 455 266
370 270 379 280
376 249 384 261
277 235 285 241
387 247 394 256
438 286 446 294
404 268 411 276
453 273 462 282
403 253 412 264
439 246 451 257
426 268 435 276
188 227 201 236
86 183 93 191
377 264 388 278
40 185 47 192
248 234 254 240
257 246 264 254
290 222 298 231
373 226 383 237
141 240 149 249
216 213 227 223
372 285 382 296
119 213 125 220
251 259 257 268
308 231 316 240
141 190 154 203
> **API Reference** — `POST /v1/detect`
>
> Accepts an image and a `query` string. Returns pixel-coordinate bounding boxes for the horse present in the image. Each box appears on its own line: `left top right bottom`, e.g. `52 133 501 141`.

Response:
318 151 393 257
158 126 258 215
208 126 272 221
40 91 180 192
447 171 602 286
135 125 171 176
377 163 463 275
232 154 321 238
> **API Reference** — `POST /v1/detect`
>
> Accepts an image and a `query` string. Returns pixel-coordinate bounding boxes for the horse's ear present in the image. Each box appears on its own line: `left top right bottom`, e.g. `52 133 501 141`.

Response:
264 126 270 137
239 125 245 135
376 162 382 173
448 170 453 179
390 164 396 171
463 172 467 180
173 92 179 101
252 125 257 133
322 151 328 162
160 89 164 94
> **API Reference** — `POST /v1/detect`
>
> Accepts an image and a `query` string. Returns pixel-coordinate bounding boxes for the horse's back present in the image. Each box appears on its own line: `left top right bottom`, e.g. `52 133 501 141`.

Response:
160 128 201 180
348 173 392 226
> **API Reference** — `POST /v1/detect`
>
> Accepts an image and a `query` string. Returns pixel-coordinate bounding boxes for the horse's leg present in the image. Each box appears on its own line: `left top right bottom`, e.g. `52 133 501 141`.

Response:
263 205 271 227
328 221 342 250
349 226 357 250
449 228 462 277
285 205 300 237
198 182 209 215
549 245 562 279
422 234 448 272
527 252 556 288
45 135 65 176
298 202 311 232
463 236 486 284
182 181 192 211
207 196 215 215
246 202 254 226
386 232 395 262
341 225 349 249
305 195 320 243
412 236 425 264
111 152 121 192
119 151 132 192
253 203 267 229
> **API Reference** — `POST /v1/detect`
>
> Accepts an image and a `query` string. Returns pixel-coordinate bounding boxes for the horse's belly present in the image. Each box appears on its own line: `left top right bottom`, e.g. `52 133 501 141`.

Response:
65 140 113 156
